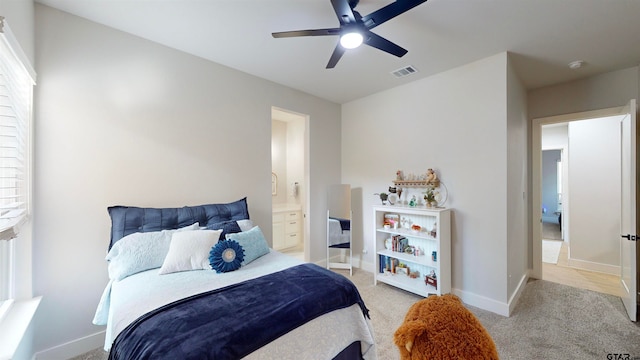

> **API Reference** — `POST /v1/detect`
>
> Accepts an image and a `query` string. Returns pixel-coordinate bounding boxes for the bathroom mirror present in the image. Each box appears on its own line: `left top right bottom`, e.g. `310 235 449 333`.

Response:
327 184 352 275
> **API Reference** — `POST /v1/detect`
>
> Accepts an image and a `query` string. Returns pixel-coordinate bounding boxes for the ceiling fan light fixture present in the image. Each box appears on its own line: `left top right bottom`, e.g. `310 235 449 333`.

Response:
340 32 363 49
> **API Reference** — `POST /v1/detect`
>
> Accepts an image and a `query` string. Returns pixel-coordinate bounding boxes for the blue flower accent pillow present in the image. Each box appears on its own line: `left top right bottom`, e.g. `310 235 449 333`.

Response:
209 240 245 273
225 226 270 265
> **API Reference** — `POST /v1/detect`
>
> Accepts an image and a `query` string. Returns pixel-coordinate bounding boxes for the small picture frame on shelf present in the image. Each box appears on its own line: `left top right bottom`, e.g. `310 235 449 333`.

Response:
425 275 438 289
384 213 400 229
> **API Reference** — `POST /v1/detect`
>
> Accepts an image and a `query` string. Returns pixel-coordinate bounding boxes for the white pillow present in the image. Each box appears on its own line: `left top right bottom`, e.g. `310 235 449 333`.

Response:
106 223 200 281
158 229 222 274
236 219 254 232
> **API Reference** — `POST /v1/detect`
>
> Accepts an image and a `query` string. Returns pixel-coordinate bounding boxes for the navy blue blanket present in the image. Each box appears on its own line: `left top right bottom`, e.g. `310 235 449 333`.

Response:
109 263 369 360
330 217 351 232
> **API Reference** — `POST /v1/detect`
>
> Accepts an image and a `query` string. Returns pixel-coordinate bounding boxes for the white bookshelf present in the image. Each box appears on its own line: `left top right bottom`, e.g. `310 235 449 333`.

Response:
373 205 451 297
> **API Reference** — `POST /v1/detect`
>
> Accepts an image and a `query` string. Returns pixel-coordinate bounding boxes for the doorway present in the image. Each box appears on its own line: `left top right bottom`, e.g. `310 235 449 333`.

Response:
533 109 625 297
271 107 308 261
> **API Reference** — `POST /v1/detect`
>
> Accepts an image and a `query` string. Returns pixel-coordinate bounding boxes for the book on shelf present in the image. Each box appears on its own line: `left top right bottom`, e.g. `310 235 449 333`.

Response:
391 234 408 252
378 254 402 274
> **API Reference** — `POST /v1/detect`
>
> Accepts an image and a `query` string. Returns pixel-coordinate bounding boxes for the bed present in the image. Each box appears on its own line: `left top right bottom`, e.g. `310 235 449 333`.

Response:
326 215 352 275
327 217 351 248
93 198 376 359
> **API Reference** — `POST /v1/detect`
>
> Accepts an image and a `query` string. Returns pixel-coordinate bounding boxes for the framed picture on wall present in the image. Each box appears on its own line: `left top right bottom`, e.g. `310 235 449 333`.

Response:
272 172 277 196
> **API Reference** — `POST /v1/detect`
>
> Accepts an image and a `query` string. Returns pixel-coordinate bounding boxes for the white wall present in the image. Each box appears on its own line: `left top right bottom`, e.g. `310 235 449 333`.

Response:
529 66 639 119
342 52 522 314
568 116 621 271
506 56 529 302
0 0 34 63
33 4 341 356
542 124 568 149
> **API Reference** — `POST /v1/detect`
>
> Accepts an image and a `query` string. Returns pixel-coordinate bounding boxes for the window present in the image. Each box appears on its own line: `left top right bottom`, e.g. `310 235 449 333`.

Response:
0 16 35 305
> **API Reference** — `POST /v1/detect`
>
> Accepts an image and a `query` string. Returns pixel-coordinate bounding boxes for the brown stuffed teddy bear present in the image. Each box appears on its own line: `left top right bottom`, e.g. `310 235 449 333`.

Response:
393 294 499 360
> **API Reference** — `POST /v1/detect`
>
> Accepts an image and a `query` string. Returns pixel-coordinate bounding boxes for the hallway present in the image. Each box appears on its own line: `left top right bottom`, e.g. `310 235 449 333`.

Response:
543 240 623 298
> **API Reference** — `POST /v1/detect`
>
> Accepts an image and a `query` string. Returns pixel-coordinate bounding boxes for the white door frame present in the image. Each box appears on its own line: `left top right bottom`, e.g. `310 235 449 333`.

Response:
619 99 637 321
271 107 310 262
531 106 624 279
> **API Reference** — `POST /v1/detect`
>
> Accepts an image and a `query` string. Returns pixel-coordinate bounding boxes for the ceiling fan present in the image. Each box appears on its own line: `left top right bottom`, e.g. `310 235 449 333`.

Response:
272 0 428 69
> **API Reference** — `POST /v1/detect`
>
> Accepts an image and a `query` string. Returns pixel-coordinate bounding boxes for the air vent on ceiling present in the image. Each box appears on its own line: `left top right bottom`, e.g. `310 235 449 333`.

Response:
391 65 418 78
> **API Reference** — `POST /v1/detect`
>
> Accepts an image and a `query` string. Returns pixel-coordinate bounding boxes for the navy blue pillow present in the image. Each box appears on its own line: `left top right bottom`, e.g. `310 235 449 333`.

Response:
207 220 242 241
107 197 250 250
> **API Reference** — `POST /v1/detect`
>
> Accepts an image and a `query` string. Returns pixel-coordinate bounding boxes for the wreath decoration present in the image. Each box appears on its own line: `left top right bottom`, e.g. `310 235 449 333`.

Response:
209 240 245 273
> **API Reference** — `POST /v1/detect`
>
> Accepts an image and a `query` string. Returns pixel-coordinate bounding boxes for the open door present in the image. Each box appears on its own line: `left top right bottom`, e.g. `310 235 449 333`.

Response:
620 99 637 322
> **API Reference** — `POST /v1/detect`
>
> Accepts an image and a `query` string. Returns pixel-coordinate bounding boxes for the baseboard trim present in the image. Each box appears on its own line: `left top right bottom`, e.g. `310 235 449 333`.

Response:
452 288 510 317
567 258 620 275
507 273 529 316
35 330 105 359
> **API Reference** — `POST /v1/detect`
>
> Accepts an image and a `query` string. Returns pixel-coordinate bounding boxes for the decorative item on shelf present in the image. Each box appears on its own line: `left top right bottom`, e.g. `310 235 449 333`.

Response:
425 168 438 184
389 235 409 253
385 238 392 250
423 183 448 208
430 223 437 238
432 251 437 262
423 186 437 208
387 186 397 205
411 224 421 234
409 195 417 207
425 275 437 289
392 168 442 188
435 182 448 207
425 270 438 289
374 192 388 205
414 247 422 256
384 213 400 229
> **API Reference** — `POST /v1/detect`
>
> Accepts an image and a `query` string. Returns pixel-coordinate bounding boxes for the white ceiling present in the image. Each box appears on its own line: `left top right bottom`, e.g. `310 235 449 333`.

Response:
36 0 640 104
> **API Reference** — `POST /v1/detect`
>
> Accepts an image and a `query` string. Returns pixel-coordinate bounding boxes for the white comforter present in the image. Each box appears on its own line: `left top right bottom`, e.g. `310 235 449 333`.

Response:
94 250 376 359
328 218 351 246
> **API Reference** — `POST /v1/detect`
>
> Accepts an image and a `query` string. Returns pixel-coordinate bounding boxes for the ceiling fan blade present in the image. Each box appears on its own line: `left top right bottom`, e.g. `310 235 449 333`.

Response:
326 43 346 69
361 0 428 30
272 28 341 38
331 0 357 25
364 31 407 57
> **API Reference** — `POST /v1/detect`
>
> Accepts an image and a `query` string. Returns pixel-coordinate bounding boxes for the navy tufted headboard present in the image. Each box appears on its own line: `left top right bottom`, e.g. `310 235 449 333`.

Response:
107 197 250 250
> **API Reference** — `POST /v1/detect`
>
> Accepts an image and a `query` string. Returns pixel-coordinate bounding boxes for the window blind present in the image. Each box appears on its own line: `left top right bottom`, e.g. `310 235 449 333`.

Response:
0 16 34 241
